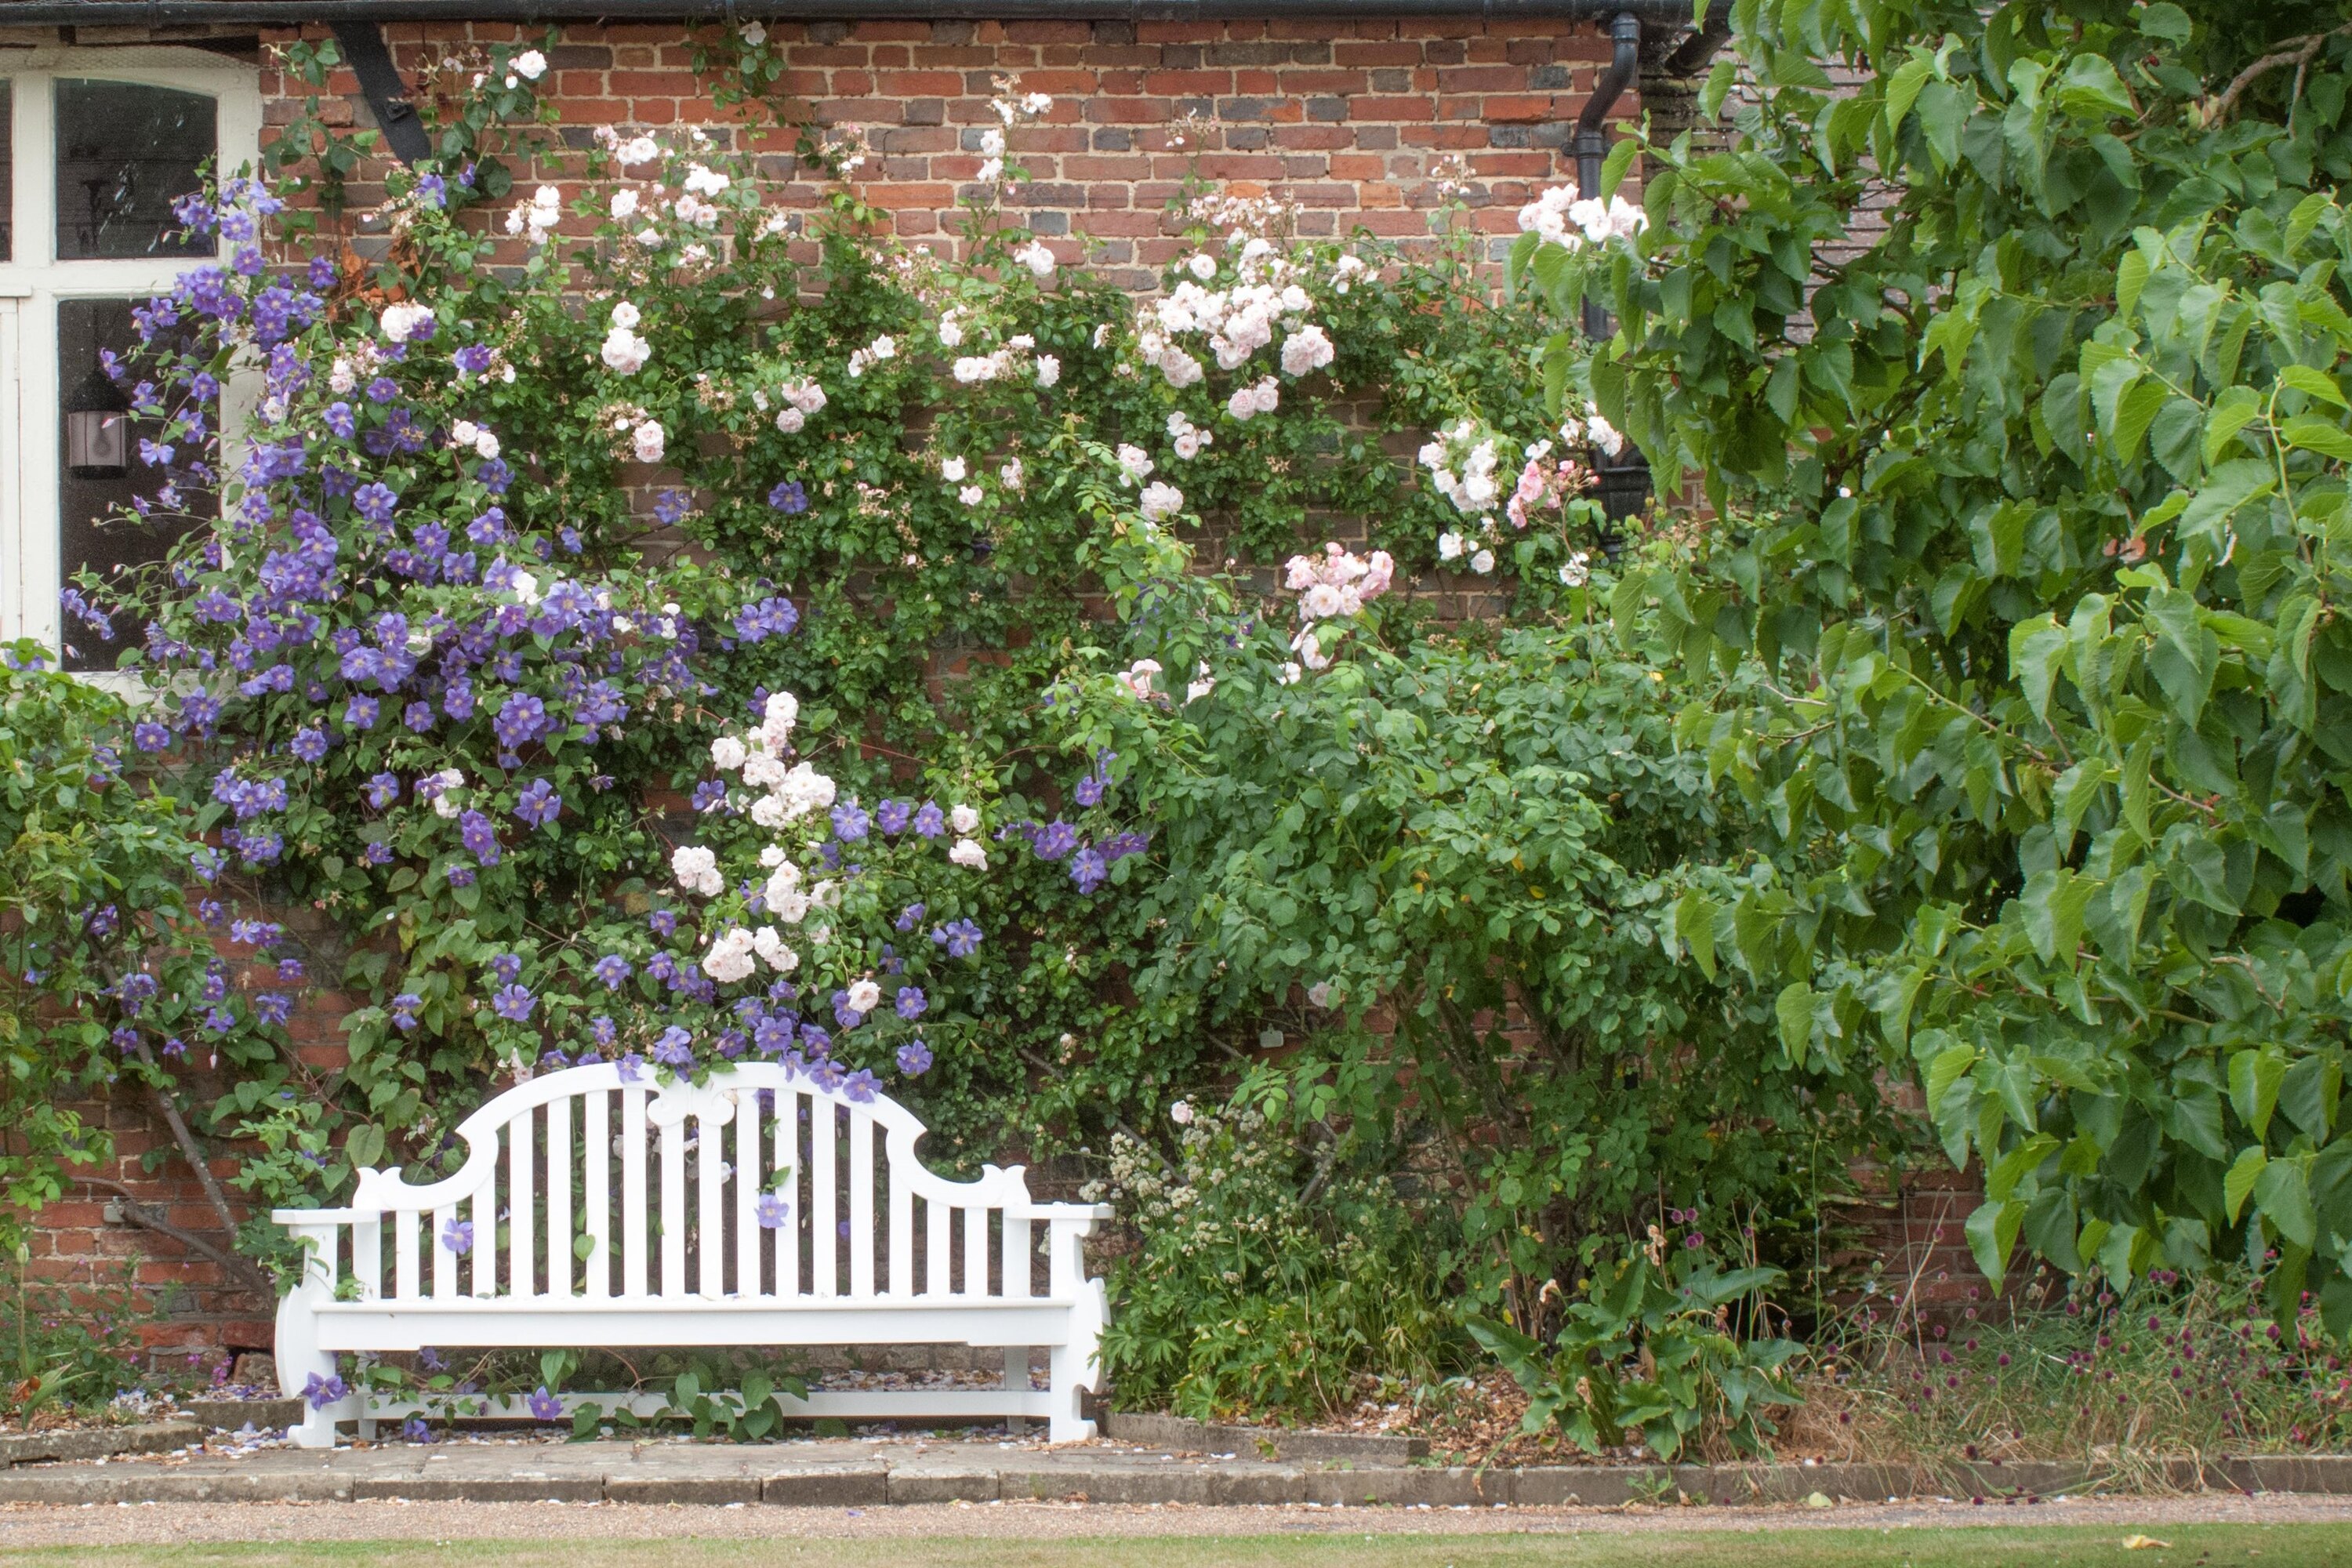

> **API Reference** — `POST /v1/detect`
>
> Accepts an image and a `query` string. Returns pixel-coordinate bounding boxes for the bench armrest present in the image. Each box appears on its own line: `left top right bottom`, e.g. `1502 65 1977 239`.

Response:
1025 1202 1114 1223
271 1208 368 1225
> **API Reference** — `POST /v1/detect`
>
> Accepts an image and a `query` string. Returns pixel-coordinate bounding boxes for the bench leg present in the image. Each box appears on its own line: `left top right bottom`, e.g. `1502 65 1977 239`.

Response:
1004 1346 1027 1437
274 1282 345 1449
1047 1341 1092 1444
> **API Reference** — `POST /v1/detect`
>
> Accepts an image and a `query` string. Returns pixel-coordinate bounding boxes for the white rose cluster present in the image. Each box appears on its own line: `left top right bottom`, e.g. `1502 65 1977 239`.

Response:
1225 376 1280 423
1419 418 1510 575
1138 481 1185 524
942 323 1055 388
773 376 827 434
1128 219 1354 400
1115 658 1161 700
602 299 652 376
449 419 501 461
379 302 434 343
504 183 564 245
1581 401 1625 458
1013 239 1057 278
1516 181 1649 249
847 334 896 377
1286 542 1395 623
672 844 724 898
1167 411 1212 459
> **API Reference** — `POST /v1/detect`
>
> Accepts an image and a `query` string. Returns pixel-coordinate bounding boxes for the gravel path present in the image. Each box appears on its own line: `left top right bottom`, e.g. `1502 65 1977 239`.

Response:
2 1492 2348 1547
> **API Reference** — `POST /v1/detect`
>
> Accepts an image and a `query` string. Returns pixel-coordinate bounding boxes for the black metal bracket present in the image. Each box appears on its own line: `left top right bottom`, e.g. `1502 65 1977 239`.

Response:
329 21 433 166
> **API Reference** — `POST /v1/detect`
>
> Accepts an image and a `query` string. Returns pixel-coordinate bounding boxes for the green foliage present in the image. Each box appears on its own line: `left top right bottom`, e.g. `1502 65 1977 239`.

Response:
0 644 279 1250
1078 563 1892 1329
1469 1240 1802 1461
1093 1103 1460 1421
1516 2 2352 1327
5 1254 166 1418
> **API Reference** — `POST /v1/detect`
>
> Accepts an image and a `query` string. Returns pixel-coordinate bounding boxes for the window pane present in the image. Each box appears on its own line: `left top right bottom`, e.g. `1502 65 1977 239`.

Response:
0 81 13 261
59 299 201 672
55 80 214 261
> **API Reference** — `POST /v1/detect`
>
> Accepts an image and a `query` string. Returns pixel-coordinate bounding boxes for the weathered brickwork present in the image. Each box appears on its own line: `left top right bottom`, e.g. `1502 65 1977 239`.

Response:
12 14 1981 1358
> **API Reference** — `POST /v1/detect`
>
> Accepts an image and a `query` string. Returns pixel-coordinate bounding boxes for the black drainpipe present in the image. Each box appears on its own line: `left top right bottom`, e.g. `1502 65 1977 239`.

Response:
329 21 434 165
1572 9 1650 524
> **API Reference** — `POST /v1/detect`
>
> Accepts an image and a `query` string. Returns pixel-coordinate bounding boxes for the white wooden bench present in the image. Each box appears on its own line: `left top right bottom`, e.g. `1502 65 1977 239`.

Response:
272 1061 1110 1446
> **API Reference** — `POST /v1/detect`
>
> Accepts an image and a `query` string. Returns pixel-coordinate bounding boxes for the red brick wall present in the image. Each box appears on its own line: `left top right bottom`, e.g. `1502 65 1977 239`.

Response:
258 16 1631 277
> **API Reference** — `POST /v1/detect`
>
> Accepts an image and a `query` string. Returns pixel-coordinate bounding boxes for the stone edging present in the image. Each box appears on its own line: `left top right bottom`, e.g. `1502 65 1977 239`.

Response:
1101 1412 1429 1462
0 1422 201 1468
2 1446 2349 1507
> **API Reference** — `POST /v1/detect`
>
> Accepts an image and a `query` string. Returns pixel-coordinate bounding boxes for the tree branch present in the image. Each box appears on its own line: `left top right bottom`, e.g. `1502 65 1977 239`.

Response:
2208 24 2352 124
132 1043 260 1276
72 1174 275 1301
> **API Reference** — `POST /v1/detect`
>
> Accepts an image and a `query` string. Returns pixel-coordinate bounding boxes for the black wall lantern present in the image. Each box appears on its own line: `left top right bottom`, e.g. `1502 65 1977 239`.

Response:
65 364 131 481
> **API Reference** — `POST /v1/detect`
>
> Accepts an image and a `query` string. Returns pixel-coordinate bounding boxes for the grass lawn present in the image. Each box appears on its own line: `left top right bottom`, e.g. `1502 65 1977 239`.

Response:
0 1524 2343 1568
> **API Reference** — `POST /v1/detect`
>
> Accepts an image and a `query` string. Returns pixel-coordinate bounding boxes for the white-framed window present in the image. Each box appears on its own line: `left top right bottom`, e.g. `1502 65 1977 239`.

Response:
0 46 260 672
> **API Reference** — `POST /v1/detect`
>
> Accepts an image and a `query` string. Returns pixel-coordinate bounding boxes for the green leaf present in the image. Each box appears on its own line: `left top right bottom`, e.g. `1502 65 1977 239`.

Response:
2114 249 2149 324
344 1123 385 1171
2280 365 2349 409
2254 1160 2318 1250
2017 867 2095 966
1986 1134 2058 1203
2203 387 2262 464
1884 56 1933 136
1774 981 1813 1065
2225 1145 2267 1224
1965 1198 2024 1288
2009 615 2065 722
2281 416 2352 462
1915 78 1969 170
2137 2 2191 43
2178 459 2274 544
2229 1049 2285 1140
1675 887 1718 979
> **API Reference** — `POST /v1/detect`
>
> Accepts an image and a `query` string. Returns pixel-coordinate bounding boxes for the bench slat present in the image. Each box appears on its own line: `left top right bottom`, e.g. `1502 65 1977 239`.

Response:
622 1087 648 1298
697 1101 725 1299
396 1207 419 1301
775 1088 798 1298
510 1104 535 1299
432 1203 455 1300
584 1088 610 1299
734 1087 760 1298
548 1094 572 1299
472 1175 496 1298
926 1195 949 1298
811 1096 837 1297
355 1216 382 1301
964 1204 988 1299
659 1112 686 1298
888 1155 913 1300
849 1108 875 1299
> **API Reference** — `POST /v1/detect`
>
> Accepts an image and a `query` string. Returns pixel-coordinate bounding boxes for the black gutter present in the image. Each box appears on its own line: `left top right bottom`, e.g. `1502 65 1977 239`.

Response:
8 0 1708 20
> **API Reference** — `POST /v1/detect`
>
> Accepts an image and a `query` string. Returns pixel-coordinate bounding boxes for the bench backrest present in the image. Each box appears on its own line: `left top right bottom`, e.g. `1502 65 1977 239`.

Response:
323 1062 1056 1305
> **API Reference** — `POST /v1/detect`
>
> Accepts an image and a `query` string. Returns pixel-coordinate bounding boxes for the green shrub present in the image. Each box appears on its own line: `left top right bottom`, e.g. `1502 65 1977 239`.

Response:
1094 1103 1460 1421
